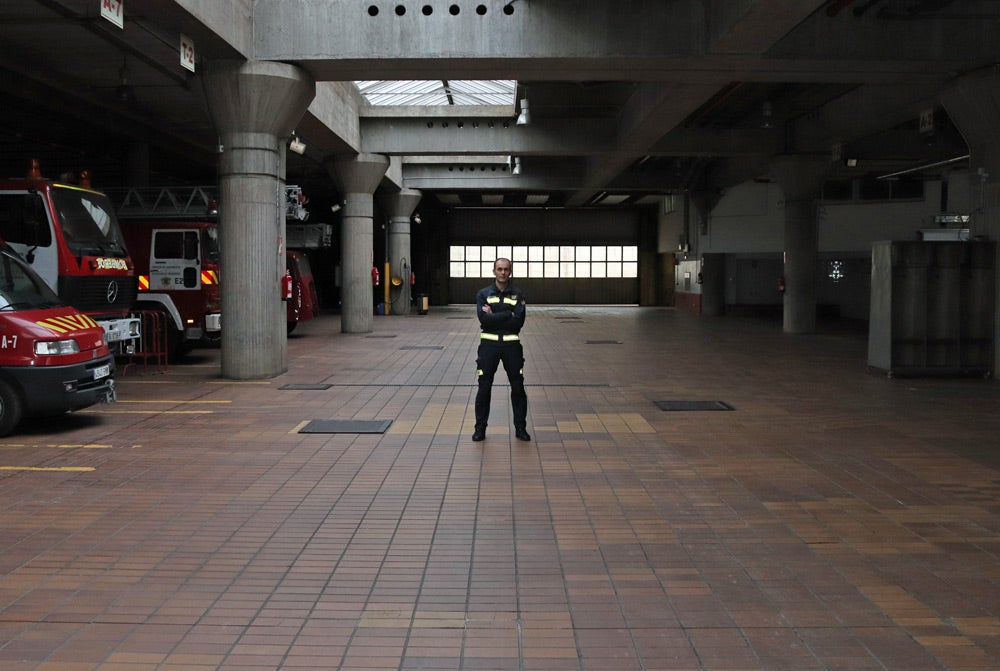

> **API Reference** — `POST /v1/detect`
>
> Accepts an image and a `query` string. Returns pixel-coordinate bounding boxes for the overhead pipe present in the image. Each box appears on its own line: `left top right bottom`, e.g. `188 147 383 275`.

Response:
876 154 969 180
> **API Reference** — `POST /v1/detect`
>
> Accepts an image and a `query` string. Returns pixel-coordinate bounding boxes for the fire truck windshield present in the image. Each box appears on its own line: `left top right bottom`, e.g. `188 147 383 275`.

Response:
0 246 63 311
204 225 220 262
51 187 129 258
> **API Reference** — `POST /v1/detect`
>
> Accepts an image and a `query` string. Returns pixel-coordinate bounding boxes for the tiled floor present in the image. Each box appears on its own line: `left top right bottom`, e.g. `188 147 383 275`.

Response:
2 305 1000 671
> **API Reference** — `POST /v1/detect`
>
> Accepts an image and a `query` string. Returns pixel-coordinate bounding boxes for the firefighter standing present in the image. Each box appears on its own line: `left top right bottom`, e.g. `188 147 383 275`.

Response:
473 258 530 442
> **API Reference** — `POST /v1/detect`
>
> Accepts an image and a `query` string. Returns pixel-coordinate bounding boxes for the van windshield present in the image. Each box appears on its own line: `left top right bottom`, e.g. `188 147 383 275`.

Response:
0 249 63 311
52 186 130 258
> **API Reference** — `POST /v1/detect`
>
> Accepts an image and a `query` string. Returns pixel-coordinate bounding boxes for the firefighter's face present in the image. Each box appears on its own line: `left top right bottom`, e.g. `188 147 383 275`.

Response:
493 259 512 283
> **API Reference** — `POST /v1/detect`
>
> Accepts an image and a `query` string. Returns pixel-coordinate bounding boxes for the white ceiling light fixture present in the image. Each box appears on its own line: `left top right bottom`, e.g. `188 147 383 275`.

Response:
289 132 306 155
516 98 531 125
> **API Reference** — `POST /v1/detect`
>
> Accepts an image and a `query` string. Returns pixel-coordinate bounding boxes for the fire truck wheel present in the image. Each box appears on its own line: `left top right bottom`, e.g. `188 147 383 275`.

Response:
159 315 192 362
0 379 24 437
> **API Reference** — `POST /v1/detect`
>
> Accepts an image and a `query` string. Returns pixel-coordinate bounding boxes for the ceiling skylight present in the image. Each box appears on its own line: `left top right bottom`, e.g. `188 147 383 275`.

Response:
355 80 516 106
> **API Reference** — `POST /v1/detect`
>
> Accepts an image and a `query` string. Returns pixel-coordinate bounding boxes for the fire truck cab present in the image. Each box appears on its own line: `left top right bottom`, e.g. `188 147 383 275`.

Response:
0 161 140 354
111 187 221 358
0 240 115 436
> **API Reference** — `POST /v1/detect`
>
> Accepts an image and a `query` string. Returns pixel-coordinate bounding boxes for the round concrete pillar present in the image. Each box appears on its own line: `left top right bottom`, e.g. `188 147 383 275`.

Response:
379 190 421 316
941 66 1000 376
771 155 828 335
689 191 724 315
203 60 315 379
327 154 389 333
700 253 726 316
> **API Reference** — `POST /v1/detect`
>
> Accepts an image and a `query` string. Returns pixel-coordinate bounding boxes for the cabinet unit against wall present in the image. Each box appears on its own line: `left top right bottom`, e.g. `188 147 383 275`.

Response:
868 240 995 376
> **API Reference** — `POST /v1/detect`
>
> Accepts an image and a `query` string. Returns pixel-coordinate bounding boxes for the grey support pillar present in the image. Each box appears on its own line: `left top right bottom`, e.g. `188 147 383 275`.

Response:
942 66 1000 376
379 189 421 316
690 190 724 315
328 154 389 333
771 156 828 334
700 253 726 317
203 60 315 379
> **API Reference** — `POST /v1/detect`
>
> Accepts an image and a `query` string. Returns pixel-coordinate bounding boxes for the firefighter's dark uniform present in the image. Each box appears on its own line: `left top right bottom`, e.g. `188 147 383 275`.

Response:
474 281 528 438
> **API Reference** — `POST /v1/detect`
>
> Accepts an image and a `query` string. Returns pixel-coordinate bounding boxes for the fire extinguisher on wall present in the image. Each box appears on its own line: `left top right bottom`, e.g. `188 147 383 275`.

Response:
371 266 380 286
410 271 416 286
282 269 293 301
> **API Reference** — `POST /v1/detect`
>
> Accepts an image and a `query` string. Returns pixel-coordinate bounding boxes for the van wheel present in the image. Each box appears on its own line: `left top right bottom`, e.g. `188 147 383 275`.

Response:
0 379 25 437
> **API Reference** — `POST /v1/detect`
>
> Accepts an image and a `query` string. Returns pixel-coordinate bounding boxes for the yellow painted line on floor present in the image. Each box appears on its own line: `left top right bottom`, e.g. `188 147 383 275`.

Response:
209 381 271 385
0 466 95 472
79 409 213 415
119 380 179 384
117 400 232 404
289 420 310 434
0 443 111 449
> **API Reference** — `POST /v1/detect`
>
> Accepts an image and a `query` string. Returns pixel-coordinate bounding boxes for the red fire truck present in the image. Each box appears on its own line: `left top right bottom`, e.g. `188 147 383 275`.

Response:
0 240 116 436
0 161 140 354
285 249 320 333
112 185 323 346
111 186 221 358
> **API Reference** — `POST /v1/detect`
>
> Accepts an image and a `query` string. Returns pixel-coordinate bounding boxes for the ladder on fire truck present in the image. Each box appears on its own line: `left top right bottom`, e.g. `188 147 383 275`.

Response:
109 185 310 221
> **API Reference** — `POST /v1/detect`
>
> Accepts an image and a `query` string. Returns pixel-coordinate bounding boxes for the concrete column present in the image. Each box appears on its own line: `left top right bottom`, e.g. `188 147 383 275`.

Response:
770 155 828 334
941 66 1000 376
379 189 421 316
700 253 726 316
327 154 389 333
203 60 315 379
689 191 725 316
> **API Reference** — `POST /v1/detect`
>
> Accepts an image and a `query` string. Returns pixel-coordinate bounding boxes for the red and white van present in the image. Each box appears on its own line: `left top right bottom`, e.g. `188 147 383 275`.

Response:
0 241 115 436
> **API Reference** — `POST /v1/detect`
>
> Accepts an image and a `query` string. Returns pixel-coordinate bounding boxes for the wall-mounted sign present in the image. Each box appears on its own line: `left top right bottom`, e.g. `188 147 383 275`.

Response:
180 34 196 72
100 0 123 29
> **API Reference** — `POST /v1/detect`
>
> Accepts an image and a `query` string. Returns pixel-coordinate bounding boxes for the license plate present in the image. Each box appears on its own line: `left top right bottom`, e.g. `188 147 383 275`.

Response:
93 364 111 380
105 329 126 342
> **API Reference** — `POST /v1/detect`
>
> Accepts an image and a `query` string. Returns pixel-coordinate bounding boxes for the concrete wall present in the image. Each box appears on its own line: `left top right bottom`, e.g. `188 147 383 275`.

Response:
676 170 974 321
176 0 252 55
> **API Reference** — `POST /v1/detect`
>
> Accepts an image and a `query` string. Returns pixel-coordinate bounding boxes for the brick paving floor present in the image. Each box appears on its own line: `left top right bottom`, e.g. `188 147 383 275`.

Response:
1 305 1000 670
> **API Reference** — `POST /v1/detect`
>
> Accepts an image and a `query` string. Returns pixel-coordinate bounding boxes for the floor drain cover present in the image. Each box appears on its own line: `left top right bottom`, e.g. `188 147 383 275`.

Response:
655 401 734 411
586 340 621 344
299 419 392 434
400 345 444 350
280 384 332 390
